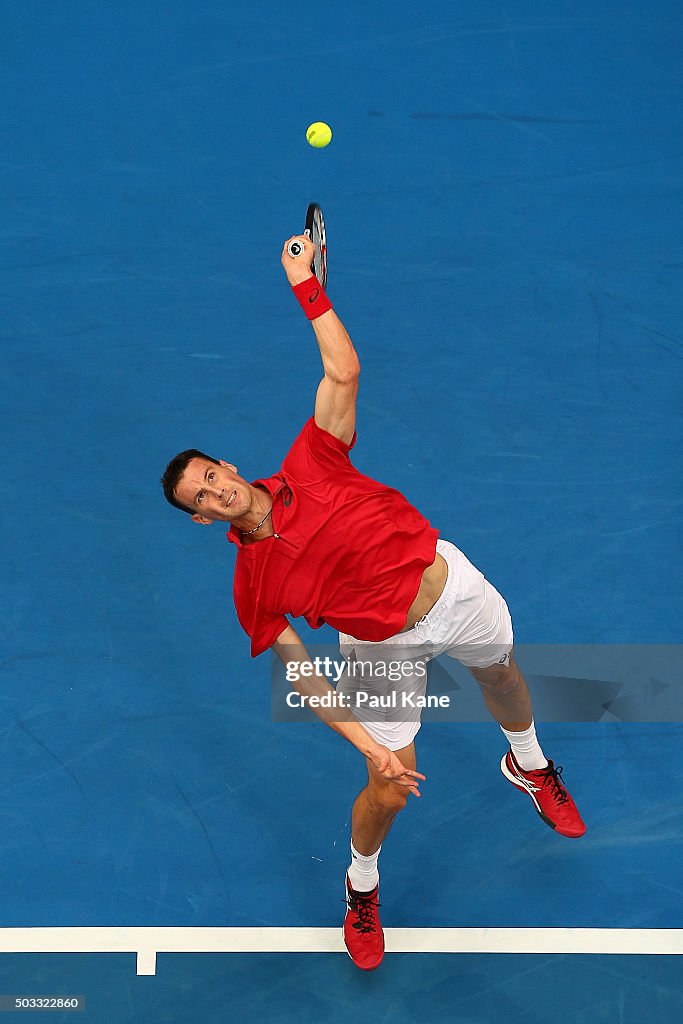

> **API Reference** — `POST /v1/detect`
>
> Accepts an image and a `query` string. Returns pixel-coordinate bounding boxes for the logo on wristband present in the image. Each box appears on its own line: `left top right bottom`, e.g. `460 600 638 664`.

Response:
308 288 320 303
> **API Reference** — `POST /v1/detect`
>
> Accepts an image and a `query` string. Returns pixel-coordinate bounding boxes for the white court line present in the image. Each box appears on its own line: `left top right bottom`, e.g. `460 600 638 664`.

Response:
0 928 681 975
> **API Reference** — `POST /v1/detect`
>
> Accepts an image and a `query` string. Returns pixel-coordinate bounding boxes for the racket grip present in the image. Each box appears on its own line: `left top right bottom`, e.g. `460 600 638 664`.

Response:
287 240 305 258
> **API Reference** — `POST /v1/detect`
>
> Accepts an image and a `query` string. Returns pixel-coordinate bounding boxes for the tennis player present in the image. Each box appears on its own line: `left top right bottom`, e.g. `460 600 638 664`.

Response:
161 233 586 972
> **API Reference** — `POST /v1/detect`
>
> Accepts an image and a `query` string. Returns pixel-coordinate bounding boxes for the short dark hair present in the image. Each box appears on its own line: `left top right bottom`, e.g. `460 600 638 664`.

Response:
161 449 220 514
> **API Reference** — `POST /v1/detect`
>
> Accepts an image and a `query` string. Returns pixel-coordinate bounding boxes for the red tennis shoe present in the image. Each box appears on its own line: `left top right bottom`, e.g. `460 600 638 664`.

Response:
343 875 384 971
501 750 587 838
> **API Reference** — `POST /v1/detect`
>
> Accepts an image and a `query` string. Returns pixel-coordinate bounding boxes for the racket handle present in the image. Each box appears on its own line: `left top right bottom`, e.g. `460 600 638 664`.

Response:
287 239 304 258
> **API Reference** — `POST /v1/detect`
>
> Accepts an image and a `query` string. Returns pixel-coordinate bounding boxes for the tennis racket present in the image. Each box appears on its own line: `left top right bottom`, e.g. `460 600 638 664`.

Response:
287 203 328 289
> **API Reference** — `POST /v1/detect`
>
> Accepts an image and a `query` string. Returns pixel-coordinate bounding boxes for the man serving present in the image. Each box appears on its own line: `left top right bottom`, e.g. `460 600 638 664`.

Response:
161 231 586 972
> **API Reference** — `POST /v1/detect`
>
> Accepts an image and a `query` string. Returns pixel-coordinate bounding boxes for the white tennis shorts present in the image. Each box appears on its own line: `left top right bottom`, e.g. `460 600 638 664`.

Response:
337 538 514 751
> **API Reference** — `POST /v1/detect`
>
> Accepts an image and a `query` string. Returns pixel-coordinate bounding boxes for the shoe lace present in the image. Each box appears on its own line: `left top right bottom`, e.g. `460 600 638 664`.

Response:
344 892 381 933
542 763 569 805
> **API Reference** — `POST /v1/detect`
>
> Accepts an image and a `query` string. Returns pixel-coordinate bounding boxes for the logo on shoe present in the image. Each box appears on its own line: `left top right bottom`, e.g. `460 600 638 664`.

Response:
511 762 540 793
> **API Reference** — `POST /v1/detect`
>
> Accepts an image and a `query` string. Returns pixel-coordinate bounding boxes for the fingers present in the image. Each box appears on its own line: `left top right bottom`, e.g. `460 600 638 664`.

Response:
370 746 426 798
384 767 426 798
399 771 424 798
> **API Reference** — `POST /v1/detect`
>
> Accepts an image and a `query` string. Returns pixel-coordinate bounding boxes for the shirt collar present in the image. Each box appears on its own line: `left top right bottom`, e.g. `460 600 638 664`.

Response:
225 472 286 547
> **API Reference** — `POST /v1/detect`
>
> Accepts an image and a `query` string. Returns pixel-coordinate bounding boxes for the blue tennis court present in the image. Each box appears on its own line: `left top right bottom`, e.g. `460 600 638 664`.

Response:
1 1 682 1020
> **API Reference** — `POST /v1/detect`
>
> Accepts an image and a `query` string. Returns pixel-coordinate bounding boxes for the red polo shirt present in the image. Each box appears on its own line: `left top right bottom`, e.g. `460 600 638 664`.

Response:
227 418 438 656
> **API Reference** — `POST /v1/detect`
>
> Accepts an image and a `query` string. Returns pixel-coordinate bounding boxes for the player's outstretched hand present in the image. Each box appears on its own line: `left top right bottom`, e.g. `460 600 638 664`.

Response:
281 235 316 286
369 745 426 798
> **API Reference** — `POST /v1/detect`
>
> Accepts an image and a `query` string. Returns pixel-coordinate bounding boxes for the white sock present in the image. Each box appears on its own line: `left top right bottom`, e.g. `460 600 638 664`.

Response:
500 720 548 771
347 840 380 893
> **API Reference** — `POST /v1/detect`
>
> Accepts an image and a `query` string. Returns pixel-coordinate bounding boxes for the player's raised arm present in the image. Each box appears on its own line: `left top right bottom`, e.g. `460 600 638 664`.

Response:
281 235 359 446
271 623 425 796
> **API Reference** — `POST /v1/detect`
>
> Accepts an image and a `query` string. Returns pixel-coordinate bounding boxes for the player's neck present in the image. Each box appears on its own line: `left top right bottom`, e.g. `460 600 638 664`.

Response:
238 487 274 541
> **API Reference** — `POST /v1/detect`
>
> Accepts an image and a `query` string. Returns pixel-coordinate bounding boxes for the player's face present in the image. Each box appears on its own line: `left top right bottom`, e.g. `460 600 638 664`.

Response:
174 457 250 524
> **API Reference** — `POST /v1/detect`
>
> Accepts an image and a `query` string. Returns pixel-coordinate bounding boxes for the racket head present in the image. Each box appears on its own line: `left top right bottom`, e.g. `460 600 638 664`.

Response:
304 202 327 289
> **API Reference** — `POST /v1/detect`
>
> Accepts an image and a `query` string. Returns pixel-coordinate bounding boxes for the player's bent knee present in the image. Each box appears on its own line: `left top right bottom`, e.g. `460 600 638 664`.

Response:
470 662 521 695
382 790 410 816
369 781 410 816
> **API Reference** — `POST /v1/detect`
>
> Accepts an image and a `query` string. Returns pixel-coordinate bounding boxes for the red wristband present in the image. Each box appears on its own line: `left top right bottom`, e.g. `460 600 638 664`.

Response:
292 276 333 320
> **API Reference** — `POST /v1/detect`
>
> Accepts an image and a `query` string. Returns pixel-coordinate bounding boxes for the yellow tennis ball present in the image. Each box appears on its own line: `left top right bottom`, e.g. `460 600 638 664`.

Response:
306 121 332 148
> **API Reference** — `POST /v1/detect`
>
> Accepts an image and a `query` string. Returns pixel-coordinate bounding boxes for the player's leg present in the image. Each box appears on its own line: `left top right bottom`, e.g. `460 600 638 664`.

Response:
468 649 535 734
336 632 427 969
337 632 425 864
464 653 587 838
351 741 416 859
435 540 586 838
344 741 416 971
434 545 545 765
466 650 586 838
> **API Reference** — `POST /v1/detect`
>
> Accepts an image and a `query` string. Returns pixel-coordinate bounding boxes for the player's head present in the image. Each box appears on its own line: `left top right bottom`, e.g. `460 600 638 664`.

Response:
161 449 245 525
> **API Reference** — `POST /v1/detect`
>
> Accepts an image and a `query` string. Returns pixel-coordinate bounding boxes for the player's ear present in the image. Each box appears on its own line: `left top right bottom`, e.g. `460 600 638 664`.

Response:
191 514 213 526
219 459 237 472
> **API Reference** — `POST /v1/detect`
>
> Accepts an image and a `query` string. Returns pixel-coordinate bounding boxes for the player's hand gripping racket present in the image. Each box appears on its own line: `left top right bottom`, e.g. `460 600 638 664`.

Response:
287 203 327 289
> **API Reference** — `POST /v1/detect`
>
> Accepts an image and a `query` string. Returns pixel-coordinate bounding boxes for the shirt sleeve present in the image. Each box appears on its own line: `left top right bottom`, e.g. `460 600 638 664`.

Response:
233 558 288 658
282 417 357 481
